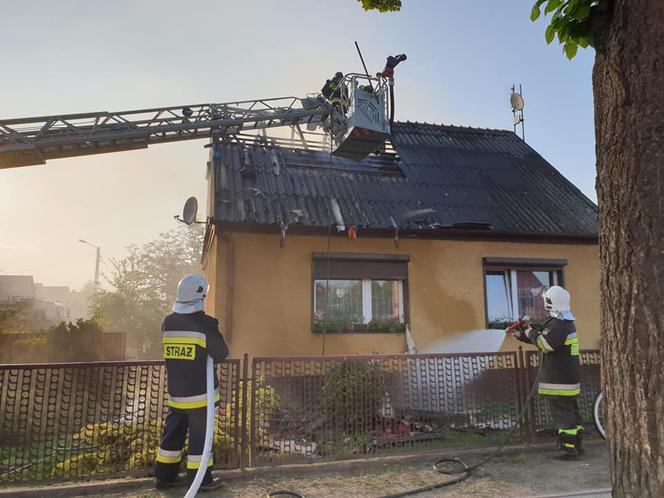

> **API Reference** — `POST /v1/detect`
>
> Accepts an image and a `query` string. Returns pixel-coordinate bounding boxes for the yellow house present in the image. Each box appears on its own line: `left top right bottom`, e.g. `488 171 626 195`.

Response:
202 122 599 358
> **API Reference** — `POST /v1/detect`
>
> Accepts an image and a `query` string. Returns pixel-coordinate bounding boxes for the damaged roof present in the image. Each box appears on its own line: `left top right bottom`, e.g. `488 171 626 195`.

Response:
212 122 597 239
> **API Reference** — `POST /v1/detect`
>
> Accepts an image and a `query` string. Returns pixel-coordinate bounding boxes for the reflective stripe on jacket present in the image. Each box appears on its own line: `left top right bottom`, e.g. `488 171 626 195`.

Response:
525 317 581 396
162 311 229 409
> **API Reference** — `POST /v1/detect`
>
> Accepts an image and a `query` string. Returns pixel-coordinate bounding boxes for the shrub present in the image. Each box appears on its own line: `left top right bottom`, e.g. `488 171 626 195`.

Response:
52 409 243 477
47 319 104 362
318 360 387 441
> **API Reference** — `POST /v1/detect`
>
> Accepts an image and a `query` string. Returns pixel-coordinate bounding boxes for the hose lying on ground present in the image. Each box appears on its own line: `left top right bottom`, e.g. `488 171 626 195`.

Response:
265 352 544 498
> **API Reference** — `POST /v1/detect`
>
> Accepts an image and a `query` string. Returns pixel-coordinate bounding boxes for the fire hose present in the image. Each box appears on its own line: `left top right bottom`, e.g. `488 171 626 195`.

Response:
183 355 215 498
265 338 544 497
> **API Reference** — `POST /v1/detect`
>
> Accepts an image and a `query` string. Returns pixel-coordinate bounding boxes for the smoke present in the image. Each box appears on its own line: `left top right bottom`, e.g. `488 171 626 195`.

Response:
420 328 507 354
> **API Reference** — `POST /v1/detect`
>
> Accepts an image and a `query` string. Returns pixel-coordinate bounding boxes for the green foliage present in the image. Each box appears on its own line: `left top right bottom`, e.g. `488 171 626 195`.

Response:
487 319 515 330
53 421 161 475
234 379 281 441
313 317 406 334
312 317 355 333
358 0 401 12
318 360 387 439
367 319 406 333
53 415 238 477
47 319 104 362
12 335 47 349
0 302 32 334
359 0 602 60
91 225 204 356
0 308 18 330
530 0 601 59
316 431 374 456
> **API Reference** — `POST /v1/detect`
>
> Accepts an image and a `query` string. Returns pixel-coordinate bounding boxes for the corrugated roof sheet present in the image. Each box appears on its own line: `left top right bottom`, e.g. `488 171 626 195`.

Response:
213 122 597 236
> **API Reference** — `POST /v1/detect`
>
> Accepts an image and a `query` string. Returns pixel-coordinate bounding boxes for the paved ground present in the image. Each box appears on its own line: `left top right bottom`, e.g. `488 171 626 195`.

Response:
61 442 610 498
516 492 611 498
1 442 610 498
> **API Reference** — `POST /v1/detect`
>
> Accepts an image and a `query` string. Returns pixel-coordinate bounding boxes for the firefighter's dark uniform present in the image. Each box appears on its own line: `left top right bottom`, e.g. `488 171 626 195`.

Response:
154 311 228 484
321 73 346 112
521 317 582 453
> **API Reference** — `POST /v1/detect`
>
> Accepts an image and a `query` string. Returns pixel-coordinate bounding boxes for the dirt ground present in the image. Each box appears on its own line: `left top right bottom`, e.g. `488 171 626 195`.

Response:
75 442 610 498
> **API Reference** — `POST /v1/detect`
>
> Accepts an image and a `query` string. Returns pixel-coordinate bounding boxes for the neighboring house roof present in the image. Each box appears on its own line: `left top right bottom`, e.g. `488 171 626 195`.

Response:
0 275 35 302
212 121 597 240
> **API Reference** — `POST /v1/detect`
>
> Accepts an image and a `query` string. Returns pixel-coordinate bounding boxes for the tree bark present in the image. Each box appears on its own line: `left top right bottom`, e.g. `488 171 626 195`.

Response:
592 1 664 496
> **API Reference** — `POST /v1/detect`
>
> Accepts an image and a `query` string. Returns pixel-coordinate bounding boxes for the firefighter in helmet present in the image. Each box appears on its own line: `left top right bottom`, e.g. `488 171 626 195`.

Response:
510 286 583 459
154 275 228 490
321 71 346 112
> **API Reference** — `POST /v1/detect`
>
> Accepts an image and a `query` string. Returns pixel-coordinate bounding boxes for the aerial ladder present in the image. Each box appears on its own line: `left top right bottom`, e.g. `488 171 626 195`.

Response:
0 55 406 169
0 53 408 498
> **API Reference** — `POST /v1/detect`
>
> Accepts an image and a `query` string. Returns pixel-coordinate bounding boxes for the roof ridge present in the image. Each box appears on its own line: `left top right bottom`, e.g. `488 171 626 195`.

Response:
393 120 513 136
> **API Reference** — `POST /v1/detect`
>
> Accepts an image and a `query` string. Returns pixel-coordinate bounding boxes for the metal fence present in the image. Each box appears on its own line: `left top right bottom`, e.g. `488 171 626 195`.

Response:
0 350 601 483
0 360 241 484
249 350 602 466
525 350 601 436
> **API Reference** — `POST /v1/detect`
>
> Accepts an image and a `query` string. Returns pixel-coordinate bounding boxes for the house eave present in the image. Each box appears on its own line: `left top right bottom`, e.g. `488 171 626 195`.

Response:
213 220 598 245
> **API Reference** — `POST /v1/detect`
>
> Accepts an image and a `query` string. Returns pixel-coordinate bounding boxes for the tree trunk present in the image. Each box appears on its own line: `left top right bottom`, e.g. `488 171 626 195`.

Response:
592 1 664 496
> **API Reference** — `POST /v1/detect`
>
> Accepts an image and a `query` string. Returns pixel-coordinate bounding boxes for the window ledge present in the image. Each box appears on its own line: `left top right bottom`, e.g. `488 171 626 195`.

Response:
312 328 406 335
311 322 407 335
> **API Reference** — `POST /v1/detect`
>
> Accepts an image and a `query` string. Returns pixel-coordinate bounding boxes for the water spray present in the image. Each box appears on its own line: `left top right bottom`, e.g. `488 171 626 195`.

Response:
264 317 543 498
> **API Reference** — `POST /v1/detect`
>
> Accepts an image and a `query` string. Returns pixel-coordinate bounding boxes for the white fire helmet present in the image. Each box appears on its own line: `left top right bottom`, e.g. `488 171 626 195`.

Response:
542 286 574 320
173 274 209 314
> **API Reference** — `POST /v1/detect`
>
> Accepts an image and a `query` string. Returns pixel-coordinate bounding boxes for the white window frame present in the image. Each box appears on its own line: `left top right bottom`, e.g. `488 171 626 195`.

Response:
314 278 405 324
362 279 372 322
487 268 561 324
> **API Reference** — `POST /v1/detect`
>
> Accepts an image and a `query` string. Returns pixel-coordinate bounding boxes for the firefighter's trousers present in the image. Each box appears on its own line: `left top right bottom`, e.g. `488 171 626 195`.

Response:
548 395 583 451
154 407 214 483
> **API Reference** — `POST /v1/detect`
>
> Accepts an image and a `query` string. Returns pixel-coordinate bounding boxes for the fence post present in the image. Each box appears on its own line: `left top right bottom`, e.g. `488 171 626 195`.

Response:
240 353 249 470
514 348 527 444
523 348 538 442
515 347 529 443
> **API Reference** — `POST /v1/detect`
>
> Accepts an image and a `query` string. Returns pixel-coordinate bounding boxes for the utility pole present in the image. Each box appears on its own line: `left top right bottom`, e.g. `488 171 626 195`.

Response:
79 239 101 295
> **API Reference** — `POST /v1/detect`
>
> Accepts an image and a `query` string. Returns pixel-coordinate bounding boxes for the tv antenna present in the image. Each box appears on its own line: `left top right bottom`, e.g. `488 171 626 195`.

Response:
174 196 204 225
510 84 525 141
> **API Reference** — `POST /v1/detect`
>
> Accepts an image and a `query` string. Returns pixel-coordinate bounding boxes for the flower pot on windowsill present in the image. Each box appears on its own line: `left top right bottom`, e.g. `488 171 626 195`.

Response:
367 319 407 333
312 317 406 334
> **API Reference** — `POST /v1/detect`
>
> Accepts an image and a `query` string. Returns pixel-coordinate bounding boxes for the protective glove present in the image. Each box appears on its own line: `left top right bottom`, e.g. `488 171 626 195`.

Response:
508 323 531 343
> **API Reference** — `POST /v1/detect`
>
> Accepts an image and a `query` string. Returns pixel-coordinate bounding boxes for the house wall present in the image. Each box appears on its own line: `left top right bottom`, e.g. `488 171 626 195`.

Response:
205 231 600 358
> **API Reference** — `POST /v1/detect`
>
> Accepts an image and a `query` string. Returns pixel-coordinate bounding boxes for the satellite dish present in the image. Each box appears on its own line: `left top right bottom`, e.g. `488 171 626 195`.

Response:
510 92 525 111
182 197 198 225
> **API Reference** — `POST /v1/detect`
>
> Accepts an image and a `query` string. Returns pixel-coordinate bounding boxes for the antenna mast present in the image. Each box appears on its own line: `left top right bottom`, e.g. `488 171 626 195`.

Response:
510 84 526 141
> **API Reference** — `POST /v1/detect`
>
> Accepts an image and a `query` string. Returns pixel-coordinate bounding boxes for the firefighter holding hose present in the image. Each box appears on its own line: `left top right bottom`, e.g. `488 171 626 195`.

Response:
509 286 583 459
154 275 228 490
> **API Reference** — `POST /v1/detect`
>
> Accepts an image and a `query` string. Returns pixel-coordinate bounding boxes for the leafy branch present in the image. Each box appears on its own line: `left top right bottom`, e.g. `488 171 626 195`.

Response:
530 0 602 59
356 0 606 59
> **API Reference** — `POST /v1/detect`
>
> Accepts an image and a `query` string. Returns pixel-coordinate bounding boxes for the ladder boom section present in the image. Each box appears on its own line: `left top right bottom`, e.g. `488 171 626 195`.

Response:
0 97 327 168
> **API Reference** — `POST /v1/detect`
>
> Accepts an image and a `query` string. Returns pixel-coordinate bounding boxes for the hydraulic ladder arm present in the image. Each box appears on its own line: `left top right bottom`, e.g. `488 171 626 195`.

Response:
0 97 328 169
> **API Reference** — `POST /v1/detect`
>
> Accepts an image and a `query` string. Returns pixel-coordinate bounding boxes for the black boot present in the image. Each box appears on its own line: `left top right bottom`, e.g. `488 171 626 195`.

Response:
554 430 579 460
576 426 585 455
186 468 224 492
155 475 187 489
200 478 224 491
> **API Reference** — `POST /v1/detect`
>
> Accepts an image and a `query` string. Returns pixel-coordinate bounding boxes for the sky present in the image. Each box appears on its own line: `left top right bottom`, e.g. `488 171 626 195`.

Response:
0 0 596 290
